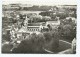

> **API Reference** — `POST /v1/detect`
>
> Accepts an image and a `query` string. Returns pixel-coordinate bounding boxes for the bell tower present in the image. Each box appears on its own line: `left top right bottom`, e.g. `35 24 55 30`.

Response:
24 16 28 31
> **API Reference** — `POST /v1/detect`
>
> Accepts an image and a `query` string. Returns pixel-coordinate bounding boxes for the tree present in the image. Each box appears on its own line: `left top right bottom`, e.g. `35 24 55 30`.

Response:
43 30 59 52
43 32 52 42
12 33 46 53
47 24 52 31
59 19 76 41
51 30 59 51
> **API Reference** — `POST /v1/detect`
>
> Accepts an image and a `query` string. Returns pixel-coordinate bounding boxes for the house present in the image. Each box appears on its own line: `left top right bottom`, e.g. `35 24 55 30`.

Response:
27 23 45 32
46 17 60 29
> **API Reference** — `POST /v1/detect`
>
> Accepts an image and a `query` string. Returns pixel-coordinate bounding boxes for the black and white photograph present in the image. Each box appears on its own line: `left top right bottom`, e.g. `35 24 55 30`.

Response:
2 0 77 54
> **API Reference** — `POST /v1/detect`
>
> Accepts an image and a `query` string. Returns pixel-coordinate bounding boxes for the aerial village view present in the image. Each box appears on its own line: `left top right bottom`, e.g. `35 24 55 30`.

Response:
2 0 76 54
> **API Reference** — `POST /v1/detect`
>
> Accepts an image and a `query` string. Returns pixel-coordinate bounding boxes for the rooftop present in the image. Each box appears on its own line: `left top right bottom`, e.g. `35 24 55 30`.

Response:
28 23 46 26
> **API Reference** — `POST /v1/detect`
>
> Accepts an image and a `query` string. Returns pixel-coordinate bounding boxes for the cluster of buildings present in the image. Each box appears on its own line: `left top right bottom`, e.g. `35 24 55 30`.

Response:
2 4 76 45
17 16 60 34
6 14 60 43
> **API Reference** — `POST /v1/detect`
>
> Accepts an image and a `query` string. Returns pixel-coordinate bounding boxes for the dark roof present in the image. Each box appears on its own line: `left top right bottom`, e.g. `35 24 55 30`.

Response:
27 27 39 28
28 23 45 26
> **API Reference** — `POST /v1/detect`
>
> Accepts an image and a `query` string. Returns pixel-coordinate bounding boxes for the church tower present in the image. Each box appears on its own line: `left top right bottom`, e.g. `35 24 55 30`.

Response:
24 16 28 31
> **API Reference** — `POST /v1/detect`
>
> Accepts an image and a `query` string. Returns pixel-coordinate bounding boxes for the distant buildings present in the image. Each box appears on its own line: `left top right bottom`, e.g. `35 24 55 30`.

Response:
57 5 77 9
20 4 33 10
2 4 33 10
2 4 20 10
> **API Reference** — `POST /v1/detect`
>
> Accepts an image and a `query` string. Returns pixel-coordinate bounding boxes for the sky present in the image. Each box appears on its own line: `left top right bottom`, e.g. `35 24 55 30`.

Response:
2 0 77 5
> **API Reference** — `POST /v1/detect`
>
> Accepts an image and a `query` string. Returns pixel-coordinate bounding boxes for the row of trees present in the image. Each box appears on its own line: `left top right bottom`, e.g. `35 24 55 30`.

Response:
39 10 76 19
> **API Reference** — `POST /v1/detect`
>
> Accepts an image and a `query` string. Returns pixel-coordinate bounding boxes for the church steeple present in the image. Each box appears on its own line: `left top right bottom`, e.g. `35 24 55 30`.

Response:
23 16 28 31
